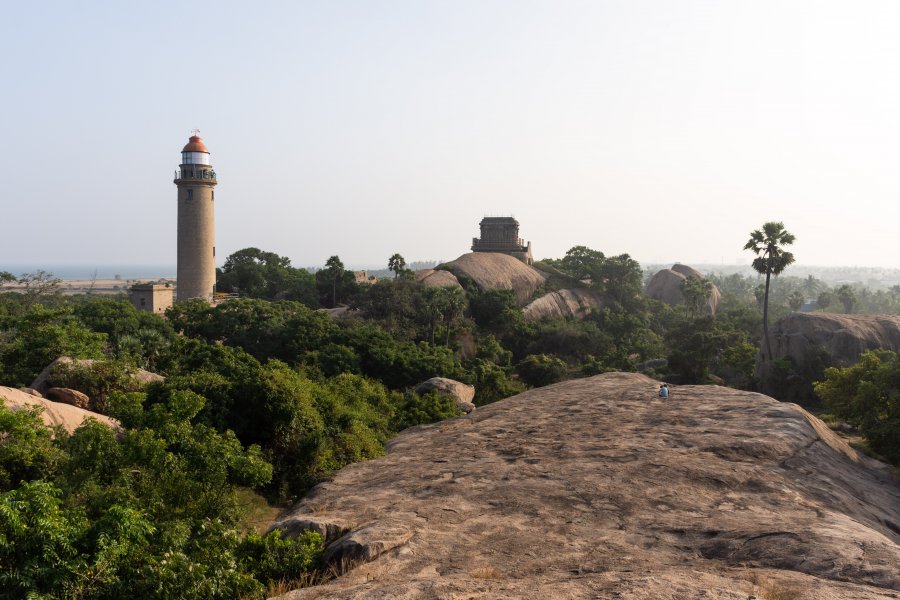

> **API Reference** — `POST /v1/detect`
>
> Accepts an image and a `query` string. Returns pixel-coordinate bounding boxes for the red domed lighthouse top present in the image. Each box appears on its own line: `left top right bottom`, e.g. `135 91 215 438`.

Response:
180 131 211 165
182 135 209 153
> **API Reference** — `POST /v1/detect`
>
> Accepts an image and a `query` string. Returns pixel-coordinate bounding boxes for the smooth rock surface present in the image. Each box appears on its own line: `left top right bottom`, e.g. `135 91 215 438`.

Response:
0 386 119 433
523 288 605 321
443 253 548 305
758 313 900 398
768 312 900 367
414 377 476 413
277 372 899 599
45 387 91 409
415 269 463 289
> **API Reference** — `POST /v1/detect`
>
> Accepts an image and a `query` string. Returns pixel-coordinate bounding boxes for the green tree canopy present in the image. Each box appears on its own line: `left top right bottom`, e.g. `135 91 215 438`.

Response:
218 247 317 305
814 350 900 463
0 305 107 387
315 256 358 308
548 246 643 309
681 276 713 317
836 284 857 314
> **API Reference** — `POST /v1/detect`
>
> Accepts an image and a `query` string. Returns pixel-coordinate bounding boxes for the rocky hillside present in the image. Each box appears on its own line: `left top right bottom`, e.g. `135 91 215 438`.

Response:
273 372 899 599
442 253 548 305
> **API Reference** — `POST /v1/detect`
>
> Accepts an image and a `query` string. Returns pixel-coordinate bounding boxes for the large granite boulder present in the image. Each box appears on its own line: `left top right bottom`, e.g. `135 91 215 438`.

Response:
274 372 899 599
414 269 463 289
758 313 900 400
523 288 605 321
0 386 119 434
645 263 720 314
768 313 900 367
45 387 91 410
442 253 548 305
414 377 476 414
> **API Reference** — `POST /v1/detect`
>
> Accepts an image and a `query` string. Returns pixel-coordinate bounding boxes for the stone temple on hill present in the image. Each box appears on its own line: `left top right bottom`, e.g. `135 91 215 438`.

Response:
471 216 533 265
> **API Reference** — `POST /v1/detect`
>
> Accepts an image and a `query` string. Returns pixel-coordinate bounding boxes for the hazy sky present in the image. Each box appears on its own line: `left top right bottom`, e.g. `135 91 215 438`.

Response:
2 1 899 270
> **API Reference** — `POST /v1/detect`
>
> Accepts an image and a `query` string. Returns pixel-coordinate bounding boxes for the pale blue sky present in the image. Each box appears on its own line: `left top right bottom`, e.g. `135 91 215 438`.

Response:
2 1 899 270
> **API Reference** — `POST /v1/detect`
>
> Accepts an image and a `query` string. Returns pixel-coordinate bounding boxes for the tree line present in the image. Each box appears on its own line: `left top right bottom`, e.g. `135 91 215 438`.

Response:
2 222 898 596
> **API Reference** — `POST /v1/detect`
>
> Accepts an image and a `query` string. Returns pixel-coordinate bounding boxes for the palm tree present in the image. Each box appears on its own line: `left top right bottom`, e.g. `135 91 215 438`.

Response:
836 284 856 314
324 255 344 307
388 253 406 279
744 222 795 361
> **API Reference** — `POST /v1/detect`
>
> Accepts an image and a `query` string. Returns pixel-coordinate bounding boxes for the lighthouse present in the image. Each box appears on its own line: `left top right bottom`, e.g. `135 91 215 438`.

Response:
174 132 217 302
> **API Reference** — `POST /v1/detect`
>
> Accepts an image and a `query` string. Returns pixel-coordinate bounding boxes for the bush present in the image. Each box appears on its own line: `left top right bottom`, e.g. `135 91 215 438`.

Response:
392 390 462 431
49 359 143 413
0 306 107 387
814 350 900 463
0 400 64 491
515 354 567 388
237 529 323 591
0 481 81 598
0 391 318 599
465 359 524 405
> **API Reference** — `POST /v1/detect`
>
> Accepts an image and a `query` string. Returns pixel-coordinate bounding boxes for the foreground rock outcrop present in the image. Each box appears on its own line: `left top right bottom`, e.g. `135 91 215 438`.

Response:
274 373 899 599
0 386 118 433
523 288 605 321
646 263 721 315
442 253 548 305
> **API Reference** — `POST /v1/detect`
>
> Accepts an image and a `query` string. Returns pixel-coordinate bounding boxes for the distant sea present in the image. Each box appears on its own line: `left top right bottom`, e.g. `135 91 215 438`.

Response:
0 265 175 280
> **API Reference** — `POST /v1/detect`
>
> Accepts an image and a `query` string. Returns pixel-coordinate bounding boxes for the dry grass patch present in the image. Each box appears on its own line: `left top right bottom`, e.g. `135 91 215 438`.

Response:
235 487 285 534
306 502 332 516
261 557 366 599
747 574 803 600
470 565 504 580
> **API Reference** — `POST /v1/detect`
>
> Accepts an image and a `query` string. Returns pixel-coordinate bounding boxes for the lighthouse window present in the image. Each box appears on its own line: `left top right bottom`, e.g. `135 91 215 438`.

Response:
211 191 214 201
187 189 193 200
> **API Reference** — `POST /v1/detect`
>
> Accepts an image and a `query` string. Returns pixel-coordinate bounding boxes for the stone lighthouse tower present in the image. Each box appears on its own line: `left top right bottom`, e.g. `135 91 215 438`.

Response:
174 132 217 302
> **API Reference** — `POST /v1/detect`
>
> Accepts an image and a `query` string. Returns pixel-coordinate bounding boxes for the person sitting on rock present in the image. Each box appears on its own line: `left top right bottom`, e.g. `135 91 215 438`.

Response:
658 383 669 399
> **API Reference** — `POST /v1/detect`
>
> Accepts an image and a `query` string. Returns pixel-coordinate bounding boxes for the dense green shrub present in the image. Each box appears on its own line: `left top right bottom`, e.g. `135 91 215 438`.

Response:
515 354 568 388
0 401 64 491
237 529 324 591
49 359 143 413
71 298 177 370
0 306 107 387
814 350 900 463
0 392 322 599
465 358 525 405
391 390 462 431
